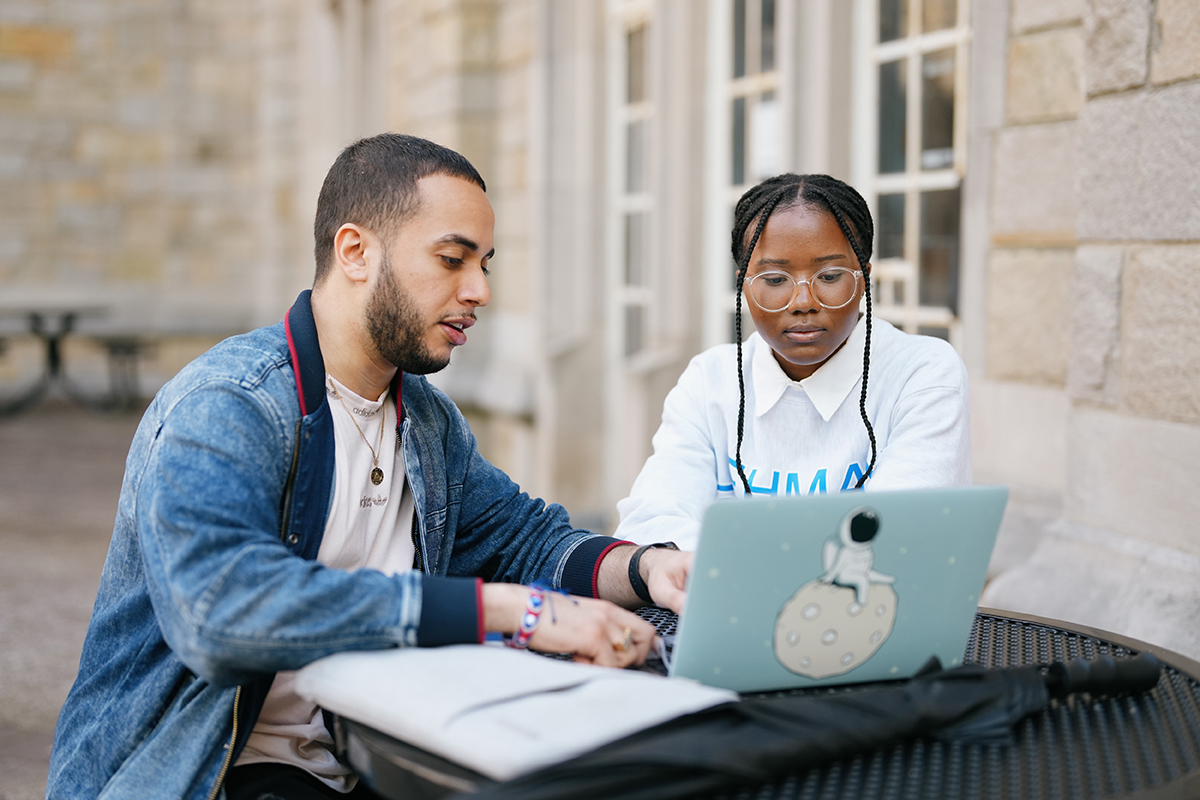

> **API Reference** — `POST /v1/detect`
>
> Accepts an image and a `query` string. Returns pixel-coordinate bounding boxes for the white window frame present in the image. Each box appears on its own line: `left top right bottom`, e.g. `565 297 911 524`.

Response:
703 0 794 349
327 0 387 140
851 0 971 342
606 0 674 373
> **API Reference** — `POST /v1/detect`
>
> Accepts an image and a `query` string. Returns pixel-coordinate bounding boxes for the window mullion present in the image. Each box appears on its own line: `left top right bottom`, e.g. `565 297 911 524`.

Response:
904 44 922 333
953 36 969 176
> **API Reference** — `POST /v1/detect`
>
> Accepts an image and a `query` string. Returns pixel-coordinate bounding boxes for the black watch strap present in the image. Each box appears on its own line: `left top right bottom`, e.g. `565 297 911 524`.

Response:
628 542 679 605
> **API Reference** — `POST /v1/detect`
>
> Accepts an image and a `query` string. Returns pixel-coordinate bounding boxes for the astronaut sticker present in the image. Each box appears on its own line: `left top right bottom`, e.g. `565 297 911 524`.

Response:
774 508 899 678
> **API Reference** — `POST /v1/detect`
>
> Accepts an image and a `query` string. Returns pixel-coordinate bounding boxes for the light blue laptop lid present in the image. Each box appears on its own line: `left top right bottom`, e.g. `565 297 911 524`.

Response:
669 486 1008 693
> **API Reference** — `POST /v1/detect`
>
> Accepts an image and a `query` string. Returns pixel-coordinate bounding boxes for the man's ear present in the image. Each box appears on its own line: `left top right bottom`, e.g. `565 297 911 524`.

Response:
333 223 372 284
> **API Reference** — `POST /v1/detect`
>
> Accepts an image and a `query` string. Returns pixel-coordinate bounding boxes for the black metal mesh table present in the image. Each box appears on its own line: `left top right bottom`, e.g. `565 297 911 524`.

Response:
337 609 1200 800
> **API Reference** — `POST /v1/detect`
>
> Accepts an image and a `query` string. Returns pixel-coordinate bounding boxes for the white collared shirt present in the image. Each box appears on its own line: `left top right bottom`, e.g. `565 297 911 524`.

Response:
750 307 870 423
614 316 972 550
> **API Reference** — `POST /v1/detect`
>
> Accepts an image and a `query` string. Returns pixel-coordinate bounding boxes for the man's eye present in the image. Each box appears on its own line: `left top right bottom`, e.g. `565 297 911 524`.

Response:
442 256 464 266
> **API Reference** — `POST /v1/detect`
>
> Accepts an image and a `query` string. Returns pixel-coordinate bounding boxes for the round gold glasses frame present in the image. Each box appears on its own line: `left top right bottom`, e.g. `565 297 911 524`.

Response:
743 267 863 312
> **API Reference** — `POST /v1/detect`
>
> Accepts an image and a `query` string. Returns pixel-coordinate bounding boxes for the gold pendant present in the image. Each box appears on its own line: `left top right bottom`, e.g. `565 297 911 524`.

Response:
371 467 384 485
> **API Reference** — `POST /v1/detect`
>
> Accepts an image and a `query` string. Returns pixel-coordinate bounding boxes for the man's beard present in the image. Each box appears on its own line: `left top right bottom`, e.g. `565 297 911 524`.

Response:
365 253 451 375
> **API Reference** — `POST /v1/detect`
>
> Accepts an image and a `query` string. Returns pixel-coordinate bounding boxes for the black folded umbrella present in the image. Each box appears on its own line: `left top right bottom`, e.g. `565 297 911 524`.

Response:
464 653 1161 800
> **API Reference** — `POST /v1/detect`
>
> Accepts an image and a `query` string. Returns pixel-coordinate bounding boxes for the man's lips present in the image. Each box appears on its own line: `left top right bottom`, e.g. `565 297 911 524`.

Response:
439 316 476 346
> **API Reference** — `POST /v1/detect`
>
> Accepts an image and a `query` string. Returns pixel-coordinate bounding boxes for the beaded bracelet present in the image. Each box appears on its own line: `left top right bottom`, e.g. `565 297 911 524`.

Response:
508 587 545 649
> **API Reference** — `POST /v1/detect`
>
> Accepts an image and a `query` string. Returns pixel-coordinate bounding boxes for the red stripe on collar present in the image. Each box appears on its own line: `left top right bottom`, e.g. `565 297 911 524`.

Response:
284 309 307 417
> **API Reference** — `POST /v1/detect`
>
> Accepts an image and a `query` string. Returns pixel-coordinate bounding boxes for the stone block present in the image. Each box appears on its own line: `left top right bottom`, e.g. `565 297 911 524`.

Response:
497 68 529 118
107 251 162 282
1007 27 1083 123
0 3 46 26
408 73 463 120
0 24 72 63
990 121 1077 238
1152 0 1200 85
1067 245 1121 405
0 59 33 90
1066 408 1200 554
0 228 26 264
0 152 22 177
496 143 527 192
1077 82 1200 241
986 486 1063 580
981 519 1200 662
421 12 466 75
1010 0 1084 33
461 6 498 70
970 378 1069 493
121 200 169 252
461 72 495 113
1084 0 1150 94
1118 245 1200 424
457 119 495 181
496 0 533 67
117 96 164 131
986 248 1072 387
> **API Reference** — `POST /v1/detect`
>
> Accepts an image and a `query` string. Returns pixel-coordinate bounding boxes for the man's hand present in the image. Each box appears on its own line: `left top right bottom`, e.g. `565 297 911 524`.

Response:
596 544 694 615
481 583 655 668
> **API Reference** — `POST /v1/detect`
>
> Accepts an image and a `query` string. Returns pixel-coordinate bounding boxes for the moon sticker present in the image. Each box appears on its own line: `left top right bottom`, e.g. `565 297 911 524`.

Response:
773 507 898 678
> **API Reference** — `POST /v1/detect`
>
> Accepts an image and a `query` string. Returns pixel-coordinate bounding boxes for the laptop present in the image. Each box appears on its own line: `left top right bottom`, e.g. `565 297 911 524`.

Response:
665 486 1008 693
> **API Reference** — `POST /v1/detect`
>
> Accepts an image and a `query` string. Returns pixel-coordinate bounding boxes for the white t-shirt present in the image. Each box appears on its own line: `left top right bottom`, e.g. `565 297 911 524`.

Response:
614 316 971 550
234 375 416 791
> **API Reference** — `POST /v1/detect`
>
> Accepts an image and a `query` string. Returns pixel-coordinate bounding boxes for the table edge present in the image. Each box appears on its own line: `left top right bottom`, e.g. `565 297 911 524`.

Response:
978 606 1200 678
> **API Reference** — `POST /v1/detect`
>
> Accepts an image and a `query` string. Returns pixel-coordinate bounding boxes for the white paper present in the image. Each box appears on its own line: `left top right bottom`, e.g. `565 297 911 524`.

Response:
294 645 737 780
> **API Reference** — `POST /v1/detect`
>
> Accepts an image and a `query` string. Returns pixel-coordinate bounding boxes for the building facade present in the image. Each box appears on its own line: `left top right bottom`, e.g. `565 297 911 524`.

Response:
1 0 1197 658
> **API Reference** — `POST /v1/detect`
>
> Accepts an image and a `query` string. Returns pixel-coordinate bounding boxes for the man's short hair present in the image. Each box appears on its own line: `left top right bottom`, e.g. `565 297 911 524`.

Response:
312 133 487 284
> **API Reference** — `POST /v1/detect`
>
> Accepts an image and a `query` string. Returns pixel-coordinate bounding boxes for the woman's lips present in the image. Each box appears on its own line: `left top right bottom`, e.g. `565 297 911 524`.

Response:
784 326 824 343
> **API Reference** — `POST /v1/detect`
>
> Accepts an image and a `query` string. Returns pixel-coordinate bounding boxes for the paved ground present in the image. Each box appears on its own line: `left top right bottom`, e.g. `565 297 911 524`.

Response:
0 402 142 800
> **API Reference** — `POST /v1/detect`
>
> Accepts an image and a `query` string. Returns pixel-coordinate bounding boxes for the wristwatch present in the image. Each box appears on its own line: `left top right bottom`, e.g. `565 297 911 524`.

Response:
628 542 679 605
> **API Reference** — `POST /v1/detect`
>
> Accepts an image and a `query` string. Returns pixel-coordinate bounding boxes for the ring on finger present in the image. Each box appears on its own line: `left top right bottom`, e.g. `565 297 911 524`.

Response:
612 626 633 652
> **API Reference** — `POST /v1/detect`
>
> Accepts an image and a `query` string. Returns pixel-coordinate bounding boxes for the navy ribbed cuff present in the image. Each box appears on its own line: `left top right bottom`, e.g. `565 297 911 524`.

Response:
417 575 482 646
560 537 630 598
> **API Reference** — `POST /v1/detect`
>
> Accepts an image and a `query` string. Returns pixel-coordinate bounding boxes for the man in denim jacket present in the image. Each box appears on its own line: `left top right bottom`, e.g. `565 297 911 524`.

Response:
47 135 691 800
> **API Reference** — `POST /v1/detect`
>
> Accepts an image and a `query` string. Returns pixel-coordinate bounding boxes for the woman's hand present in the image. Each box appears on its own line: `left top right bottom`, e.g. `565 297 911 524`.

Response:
639 547 694 615
594 544 694 615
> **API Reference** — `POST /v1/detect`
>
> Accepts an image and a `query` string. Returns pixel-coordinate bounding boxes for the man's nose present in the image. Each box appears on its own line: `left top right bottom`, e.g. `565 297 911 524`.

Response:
460 265 491 307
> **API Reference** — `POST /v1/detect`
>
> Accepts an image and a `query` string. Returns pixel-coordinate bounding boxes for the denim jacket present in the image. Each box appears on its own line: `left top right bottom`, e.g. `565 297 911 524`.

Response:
47 291 616 799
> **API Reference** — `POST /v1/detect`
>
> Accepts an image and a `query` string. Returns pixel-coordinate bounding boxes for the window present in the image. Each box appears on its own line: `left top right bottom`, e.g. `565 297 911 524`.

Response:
853 0 969 341
730 0 782 188
328 0 386 140
703 0 784 348
609 7 656 360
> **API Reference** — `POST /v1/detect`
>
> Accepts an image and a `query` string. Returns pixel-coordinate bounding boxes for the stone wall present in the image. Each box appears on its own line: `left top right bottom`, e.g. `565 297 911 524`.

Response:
979 0 1200 660
0 0 304 394
0 1 266 321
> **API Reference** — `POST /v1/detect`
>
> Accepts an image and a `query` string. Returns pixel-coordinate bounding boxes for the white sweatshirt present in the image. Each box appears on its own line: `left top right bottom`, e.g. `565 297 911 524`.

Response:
614 316 971 550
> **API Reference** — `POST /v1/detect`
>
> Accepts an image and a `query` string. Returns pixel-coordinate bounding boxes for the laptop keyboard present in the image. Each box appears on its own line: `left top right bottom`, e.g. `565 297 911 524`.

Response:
634 607 678 676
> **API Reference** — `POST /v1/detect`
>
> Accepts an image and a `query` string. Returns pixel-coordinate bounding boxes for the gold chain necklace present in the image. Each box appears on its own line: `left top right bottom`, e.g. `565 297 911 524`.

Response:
329 379 388 486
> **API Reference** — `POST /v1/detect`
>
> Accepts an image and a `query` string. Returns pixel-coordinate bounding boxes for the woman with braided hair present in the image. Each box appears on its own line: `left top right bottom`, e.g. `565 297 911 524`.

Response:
615 173 971 550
